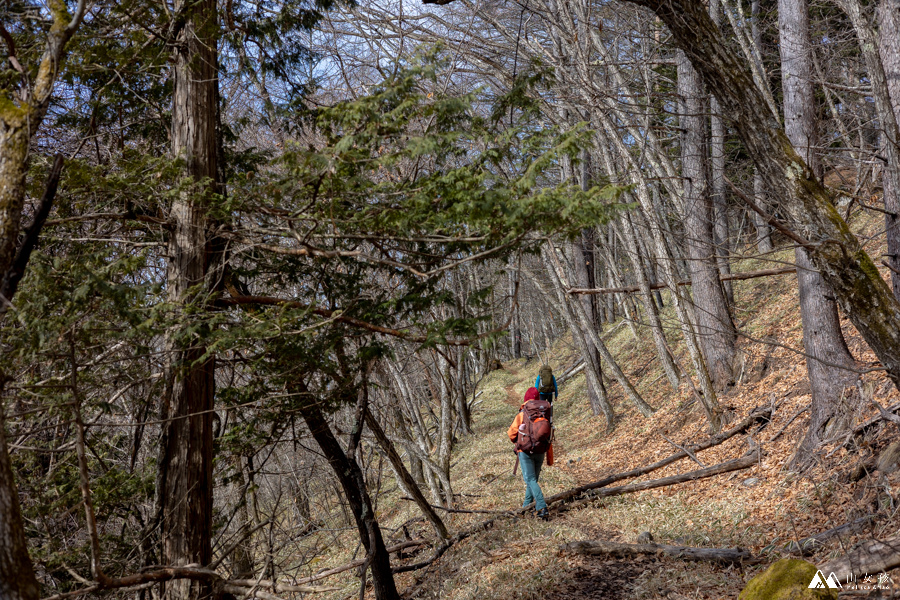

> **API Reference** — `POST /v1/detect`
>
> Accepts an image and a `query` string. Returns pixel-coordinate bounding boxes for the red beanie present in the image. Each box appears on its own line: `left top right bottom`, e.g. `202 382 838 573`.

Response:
524 387 539 402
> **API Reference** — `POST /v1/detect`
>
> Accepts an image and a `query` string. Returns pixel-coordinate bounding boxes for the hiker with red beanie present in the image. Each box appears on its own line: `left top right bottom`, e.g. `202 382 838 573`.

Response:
508 386 554 519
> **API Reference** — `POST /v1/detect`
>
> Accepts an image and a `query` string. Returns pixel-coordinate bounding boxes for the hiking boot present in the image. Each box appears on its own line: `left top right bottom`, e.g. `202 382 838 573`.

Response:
536 508 549 521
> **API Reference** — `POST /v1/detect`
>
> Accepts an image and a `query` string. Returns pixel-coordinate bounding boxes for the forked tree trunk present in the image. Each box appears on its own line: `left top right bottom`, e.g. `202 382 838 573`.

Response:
158 0 218 597
678 51 738 391
625 0 900 391
778 0 859 466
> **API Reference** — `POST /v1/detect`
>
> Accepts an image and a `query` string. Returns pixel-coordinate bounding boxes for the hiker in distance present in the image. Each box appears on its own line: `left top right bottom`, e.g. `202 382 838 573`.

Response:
508 386 554 520
535 364 558 404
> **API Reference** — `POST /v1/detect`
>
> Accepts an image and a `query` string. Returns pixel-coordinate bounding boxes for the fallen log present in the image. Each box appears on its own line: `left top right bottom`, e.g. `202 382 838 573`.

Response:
547 407 770 506
561 540 752 565
784 515 876 555
588 450 760 500
821 534 900 584
568 267 796 295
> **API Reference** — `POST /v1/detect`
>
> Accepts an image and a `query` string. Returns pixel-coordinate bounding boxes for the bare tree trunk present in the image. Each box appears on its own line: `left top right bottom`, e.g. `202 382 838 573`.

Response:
678 51 738 391
592 124 722 430
752 171 774 253
0 404 40 600
709 0 734 305
299 401 400 600
159 1 218 597
779 0 860 466
524 258 615 424
572 233 613 412
509 255 522 358
620 212 682 388
364 408 449 540
877 0 900 301
750 0 775 255
544 245 654 418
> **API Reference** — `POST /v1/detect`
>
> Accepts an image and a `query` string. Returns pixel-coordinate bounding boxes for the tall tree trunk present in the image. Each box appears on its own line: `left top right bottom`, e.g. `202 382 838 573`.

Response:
678 51 739 391
0 5 85 593
0 404 40 600
750 0 775 255
620 212 682 388
523 258 615 424
778 0 859 466
543 245 654 418
508 256 522 358
877 0 900 301
299 401 400 600
593 124 722 431
752 171 774 253
159 1 218 597
364 409 449 540
709 0 734 305
626 0 900 391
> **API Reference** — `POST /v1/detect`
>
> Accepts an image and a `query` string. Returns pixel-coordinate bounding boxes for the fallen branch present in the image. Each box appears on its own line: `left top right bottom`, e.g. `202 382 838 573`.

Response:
288 538 429 584
662 434 705 467
37 566 338 600
546 407 770 506
561 539 752 565
834 402 900 448
821 534 900 584
568 267 796 295
392 515 505 574
399 497 511 515
769 404 810 442
556 360 585 386
784 515 876 555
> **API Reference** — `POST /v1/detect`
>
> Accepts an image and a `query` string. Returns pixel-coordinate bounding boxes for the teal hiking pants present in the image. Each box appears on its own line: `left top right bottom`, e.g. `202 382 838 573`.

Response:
518 451 546 511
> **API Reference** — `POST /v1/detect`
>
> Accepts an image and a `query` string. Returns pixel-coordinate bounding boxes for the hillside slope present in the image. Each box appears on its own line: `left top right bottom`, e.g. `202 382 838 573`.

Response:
377 247 900 599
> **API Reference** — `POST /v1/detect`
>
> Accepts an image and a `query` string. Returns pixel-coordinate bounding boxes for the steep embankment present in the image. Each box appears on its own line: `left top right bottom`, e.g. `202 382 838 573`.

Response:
381 237 900 599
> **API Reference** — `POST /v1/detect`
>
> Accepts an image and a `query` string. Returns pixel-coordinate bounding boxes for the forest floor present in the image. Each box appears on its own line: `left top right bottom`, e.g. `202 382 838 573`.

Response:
318 220 900 600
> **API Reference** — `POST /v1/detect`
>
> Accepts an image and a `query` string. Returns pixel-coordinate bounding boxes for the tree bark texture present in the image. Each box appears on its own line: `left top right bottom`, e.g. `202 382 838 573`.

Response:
709 0 734 306
752 170 774 253
0 405 40 600
625 0 900 391
159 0 219 597
877 0 900 301
299 402 400 600
778 0 859 465
678 51 738 391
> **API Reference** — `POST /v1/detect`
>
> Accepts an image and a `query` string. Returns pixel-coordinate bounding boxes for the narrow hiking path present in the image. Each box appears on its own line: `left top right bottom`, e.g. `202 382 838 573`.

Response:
391 332 900 599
